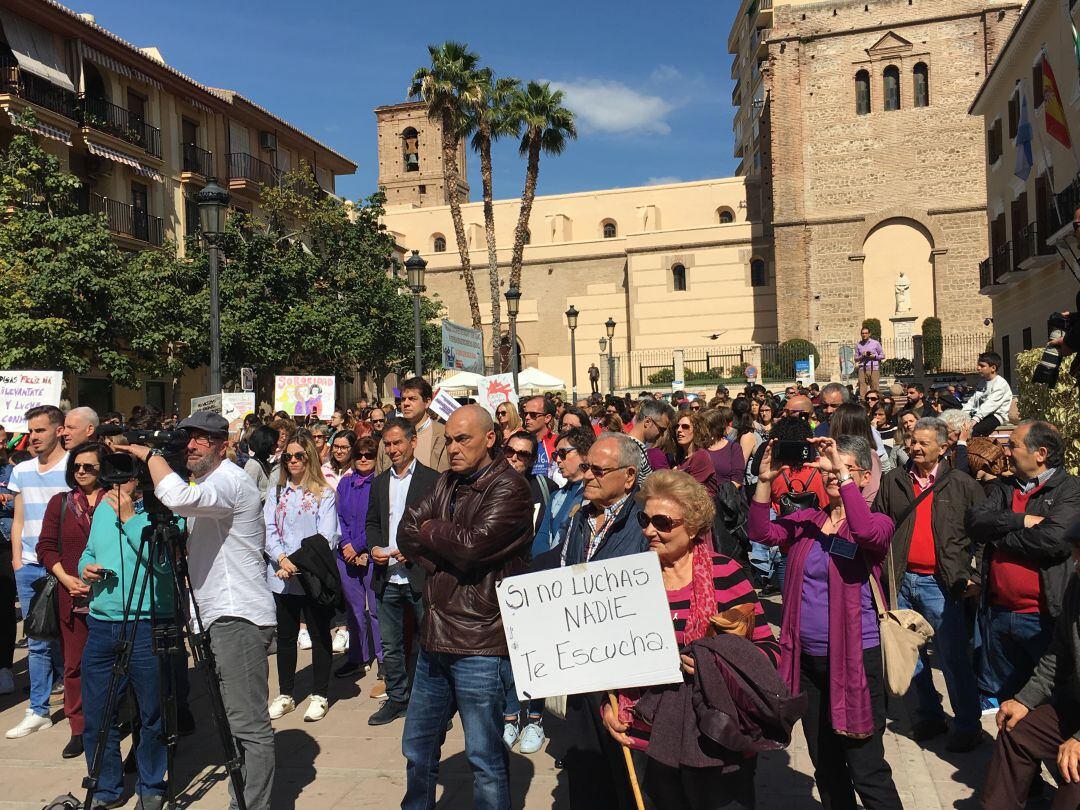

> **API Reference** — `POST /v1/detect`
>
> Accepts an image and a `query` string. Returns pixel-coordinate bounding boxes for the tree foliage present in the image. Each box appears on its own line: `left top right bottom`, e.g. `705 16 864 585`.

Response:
922 316 942 372
861 318 882 341
1014 348 1080 474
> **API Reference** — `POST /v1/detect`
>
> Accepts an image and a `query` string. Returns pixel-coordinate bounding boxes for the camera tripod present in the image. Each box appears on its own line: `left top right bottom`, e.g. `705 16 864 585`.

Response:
81 500 249 810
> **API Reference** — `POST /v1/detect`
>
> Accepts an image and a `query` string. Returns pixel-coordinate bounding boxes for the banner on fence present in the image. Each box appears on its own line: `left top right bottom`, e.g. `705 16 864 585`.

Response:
477 374 518 415
441 320 485 374
496 552 682 700
274 375 335 418
0 371 62 433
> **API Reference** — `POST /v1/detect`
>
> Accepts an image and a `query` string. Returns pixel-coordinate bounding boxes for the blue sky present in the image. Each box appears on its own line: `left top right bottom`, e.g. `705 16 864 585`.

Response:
75 0 740 201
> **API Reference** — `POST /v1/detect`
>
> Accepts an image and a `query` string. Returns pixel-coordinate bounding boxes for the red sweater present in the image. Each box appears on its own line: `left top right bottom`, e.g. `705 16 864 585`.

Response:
906 480 937 575
988 485 1045 613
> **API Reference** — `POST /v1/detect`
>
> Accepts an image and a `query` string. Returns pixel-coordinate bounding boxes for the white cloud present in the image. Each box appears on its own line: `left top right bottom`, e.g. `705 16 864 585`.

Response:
649 65 682 83
644 176 683 186
549 78 675 135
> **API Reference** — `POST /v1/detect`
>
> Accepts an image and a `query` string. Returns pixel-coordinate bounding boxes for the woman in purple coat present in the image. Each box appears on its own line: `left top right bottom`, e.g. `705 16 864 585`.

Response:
333 435 381 682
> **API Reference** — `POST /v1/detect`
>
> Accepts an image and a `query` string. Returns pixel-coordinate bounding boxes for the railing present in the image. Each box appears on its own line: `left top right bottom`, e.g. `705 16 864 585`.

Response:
0 56 78 120
992 241 1011 283
182 143 213 176
979 257 994 290
1050 174 1080 233
227 152 279 187
77 191 163 246
78 95 161 157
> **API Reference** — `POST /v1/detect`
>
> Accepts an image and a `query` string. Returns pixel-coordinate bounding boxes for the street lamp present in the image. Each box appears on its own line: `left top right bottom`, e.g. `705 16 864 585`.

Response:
505 286 522 394
605 317 616 394
195 178 230 395
565 304 579 402
405 250 427 379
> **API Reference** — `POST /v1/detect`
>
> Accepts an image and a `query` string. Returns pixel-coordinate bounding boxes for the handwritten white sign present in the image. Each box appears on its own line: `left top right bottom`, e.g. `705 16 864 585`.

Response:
496 552 682 700
0 370 62 433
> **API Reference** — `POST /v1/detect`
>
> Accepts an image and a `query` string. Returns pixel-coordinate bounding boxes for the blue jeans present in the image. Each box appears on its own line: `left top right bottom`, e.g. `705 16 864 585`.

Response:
897 572 980 733
14 562 62 717
499 656 541 721
402 650 510 810
978 606 1054 701
82 617 166 804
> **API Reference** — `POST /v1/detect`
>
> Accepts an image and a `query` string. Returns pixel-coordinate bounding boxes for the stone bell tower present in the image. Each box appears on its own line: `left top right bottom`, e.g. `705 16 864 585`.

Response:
374 101 469 208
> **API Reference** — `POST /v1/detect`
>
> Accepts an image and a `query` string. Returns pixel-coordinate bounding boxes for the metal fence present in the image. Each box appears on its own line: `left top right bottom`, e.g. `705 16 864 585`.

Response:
605 333 992 391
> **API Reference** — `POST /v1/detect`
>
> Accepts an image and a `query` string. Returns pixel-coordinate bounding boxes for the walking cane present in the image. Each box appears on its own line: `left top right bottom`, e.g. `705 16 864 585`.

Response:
607 692 646 810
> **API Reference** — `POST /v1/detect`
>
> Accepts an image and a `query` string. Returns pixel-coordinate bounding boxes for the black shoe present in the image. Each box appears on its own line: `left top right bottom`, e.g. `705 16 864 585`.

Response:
335 661 363 679
910 717 950 742
177 707 196 736
368 700 408 726
377 661 385 681
90 800 125 810
61 734 83 759
945 727 986 753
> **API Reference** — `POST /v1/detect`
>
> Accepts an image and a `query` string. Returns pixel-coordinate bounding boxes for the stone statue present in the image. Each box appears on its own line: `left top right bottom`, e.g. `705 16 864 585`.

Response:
895 272 911 314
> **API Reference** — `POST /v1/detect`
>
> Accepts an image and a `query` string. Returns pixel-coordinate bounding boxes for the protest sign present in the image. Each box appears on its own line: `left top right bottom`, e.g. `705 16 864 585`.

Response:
477 374 517 416
0 371 62 433
221 392 256 434
496 552 682 700
441 320 485 374
430 387 463 422
274 375 335 418
189 394 220 416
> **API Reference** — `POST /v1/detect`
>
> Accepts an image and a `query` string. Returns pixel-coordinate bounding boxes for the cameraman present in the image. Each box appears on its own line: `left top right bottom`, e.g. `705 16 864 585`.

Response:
115 412 276 810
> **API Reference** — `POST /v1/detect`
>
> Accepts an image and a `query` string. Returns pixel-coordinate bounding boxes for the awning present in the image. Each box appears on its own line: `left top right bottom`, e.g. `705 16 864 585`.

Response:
7 110 72 145
78 41 162 90
0 10 75 92
85 140 163 183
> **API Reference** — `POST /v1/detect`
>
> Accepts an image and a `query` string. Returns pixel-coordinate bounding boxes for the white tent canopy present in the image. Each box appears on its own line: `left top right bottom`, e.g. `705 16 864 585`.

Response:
436 370 484 391
517 367 564 391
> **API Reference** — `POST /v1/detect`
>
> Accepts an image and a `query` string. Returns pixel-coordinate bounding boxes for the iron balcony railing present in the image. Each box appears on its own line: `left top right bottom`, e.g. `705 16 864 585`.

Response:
182 142 213 176
992 241 1012 284
78 95 161 157
77 190 163 246
226 152 279 187
1050 174 1080 233
0 55 77 120
979 258 994 290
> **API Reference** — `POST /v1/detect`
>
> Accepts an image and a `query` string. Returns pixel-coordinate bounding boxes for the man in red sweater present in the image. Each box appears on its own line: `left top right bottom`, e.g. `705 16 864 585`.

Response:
875 417 985 752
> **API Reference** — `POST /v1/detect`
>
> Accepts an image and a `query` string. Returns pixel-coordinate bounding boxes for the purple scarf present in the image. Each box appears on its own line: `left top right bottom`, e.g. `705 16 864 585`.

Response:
336 470 375 554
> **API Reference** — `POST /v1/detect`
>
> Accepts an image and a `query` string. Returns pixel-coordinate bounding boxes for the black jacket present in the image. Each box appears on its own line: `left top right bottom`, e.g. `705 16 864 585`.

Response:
966 468 1080 618
556 488 647 567
289 534 344 610
874 461 985 596
365 461 440 596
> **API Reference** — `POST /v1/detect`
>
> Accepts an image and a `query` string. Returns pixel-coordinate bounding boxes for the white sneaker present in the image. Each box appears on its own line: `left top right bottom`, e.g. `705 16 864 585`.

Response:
6 709 52 739
304 695 329 722
0 668 14 695
332 628 349 653
297 628 312 650
267 695 295 720
502 720 520 748
519 720 546 754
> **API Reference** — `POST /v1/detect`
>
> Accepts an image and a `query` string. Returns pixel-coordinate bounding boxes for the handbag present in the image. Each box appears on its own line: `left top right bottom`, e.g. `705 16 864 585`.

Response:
865 562 934 698
25 494 66 642
777 469 820 516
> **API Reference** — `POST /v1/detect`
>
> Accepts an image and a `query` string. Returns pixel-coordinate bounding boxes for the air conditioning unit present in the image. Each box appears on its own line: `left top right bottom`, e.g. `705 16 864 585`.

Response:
259 131 277 151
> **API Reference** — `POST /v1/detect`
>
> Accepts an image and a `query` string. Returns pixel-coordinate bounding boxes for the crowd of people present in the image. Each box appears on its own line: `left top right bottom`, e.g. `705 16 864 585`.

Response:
0 351 1078 809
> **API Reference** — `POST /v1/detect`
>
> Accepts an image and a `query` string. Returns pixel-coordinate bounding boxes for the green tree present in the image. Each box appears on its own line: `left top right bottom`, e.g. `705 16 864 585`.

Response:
861 318 882 340
1014 348 1080 474
777 339 820 378
922 316 942 372
409 42 485 333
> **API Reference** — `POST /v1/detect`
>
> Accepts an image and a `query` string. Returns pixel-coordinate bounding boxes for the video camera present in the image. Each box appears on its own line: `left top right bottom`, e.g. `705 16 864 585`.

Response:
97 426 189 515
1032 293 1080 387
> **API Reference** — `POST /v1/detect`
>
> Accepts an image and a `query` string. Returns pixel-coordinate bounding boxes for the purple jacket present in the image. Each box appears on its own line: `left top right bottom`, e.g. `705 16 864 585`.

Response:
856 338 885 370
336 470 375 556
748 482 894 738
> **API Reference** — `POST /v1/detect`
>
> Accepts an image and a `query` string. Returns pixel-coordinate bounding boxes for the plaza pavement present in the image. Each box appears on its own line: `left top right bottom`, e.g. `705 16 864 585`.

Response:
0 603 1057 809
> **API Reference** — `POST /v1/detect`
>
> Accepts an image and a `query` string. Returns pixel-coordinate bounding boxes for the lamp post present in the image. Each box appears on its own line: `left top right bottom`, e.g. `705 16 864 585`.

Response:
605 317 616 394
405 250 427 379
505 286 522 394
195 178 230 395
565 304 579 402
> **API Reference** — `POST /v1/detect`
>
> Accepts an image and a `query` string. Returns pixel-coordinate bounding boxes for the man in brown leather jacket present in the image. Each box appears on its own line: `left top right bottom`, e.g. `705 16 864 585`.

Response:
397 404 533 810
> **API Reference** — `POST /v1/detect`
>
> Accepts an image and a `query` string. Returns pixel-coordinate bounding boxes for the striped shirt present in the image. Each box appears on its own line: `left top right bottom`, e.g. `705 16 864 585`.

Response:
625 554 780 750
8 453 70 565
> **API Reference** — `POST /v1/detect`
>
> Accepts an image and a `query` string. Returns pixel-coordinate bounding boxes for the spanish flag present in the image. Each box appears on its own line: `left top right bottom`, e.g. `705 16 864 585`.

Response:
1043 55 1072 148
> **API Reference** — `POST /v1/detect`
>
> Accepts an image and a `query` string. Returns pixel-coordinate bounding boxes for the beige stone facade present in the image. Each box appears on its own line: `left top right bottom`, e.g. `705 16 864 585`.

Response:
375 101 469 208
970 0 1080 383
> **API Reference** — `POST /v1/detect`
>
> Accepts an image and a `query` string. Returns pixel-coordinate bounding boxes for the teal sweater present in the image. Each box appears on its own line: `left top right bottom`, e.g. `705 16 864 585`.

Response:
77 502 176 622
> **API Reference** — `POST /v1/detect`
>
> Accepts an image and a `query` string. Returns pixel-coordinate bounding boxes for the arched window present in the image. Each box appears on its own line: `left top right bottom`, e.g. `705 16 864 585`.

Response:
883 66 900 112
433 234 446 253
913 62 929 108
672 263 687 292
602 221 617 238
717 207 735 224
402 127 419 172
750 258 767 287
855 69 871 115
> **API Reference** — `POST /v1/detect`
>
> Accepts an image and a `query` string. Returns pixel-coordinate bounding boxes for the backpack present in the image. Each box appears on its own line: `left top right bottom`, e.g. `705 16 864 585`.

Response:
777 469 821 516
712 481 751 570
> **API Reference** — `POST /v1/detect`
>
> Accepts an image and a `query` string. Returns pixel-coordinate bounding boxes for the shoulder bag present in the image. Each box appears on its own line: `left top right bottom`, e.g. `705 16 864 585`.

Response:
25 494 65 641
865 560 934 698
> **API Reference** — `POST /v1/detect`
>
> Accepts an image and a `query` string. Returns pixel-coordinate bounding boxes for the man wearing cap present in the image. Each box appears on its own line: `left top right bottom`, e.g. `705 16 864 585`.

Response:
116 411 276 810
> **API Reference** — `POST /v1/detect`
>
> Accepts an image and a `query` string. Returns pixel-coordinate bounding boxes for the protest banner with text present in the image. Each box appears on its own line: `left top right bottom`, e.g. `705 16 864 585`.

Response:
0 371 62 432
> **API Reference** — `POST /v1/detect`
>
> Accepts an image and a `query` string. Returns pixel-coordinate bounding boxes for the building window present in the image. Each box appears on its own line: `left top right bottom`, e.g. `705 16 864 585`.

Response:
883 66 900 111
1008 90 1020 139
433 234 446 253
418 184 426 194
987 119 1003 164
1033 57 1045 107
402 127 419 172
602 221 617 238
717 207 735 224
855 69 871 115
750 258 767 287
1022 327 1033 350
913 63 929 108
672 263 687 292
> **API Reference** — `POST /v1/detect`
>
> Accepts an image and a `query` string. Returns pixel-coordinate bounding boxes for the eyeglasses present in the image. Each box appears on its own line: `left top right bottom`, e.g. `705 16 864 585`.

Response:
689 404 702 411
523 411 546 420
504 447 533 462
282 452 307 463
332 443 352 451
865 395 880 402
822 402 841 411
675 422 693 431
355 452 377 461
371 418 385 425
783 409 810 419
554 448 577 460
578 463 629 478
73 463 99 474
496 410 508 417
636 512 686 532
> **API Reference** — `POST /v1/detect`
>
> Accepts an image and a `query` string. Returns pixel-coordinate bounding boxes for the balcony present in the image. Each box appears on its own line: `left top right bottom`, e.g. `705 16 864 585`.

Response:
753 27 772 58
751 0 773 27
1015 222 1057 273
1050 174 1080 235
181 143 213 180
76 189 163 247
78 96 161 158
0 56 77 122
992 241 1011 285
979 257 1003 294
226 152 280 196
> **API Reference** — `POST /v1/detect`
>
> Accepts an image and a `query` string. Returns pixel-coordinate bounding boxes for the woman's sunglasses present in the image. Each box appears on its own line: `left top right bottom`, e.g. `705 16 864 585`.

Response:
554 448 576 460
676 422 693 431
282 452 307 463
636 512 686 532
73 463 99 474
355 452 377 461
503 447 533 462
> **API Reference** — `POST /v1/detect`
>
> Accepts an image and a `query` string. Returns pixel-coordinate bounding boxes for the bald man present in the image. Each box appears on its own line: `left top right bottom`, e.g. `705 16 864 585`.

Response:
398 404 533 808
61 407 98 451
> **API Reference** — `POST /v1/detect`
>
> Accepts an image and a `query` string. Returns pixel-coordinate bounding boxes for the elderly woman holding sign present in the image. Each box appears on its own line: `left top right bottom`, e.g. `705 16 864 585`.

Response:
601 470 780 810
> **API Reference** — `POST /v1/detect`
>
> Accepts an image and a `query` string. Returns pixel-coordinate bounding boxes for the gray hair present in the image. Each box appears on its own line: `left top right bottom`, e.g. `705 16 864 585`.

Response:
913 416 949 445
637 398 675 424
820 383 851 403
835 435 873 472
938 409 970 434
596 431 645 470
67 406 99 428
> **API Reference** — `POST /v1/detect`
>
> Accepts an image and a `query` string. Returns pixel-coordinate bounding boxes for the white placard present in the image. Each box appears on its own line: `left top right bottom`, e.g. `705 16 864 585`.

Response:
496 552 682 700
189 394 220 416
429 388 462 422
221 392 256 434
0 370 62 433
274 375 335 419
477 374 518 416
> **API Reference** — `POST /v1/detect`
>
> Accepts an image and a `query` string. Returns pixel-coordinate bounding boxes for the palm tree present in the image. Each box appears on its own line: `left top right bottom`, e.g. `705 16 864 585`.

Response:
508 82 577 292
408 42 485 333
468 70 520 370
